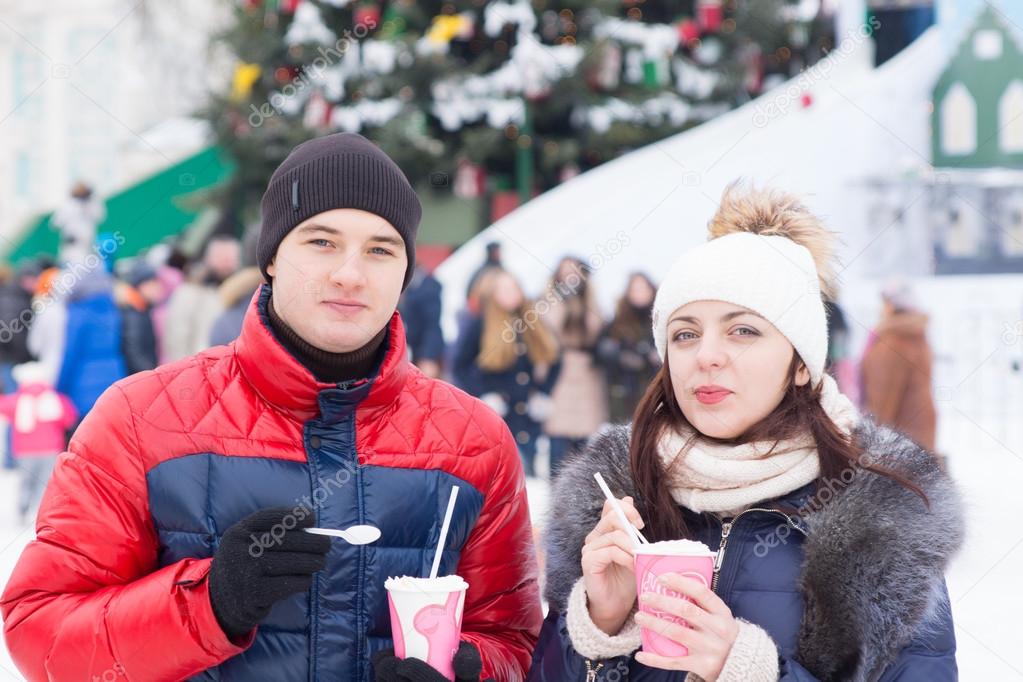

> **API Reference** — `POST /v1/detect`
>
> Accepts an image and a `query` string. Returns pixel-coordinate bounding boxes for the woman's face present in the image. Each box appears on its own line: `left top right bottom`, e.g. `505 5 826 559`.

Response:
492 272 524 312
626 275 655 308
556 258 585 286
665 300 810 440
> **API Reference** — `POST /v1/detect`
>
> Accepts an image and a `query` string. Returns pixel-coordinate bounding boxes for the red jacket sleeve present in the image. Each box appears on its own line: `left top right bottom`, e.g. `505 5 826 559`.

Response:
0 384 252 681
457 412 543 681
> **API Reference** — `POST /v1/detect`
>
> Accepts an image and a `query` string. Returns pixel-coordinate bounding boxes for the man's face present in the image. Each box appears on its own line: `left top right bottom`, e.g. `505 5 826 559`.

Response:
267 209 407 353
206 240 241 281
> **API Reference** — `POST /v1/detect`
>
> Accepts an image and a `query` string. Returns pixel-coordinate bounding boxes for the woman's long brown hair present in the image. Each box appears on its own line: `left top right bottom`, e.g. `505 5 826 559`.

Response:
476 271 559 372
629 353 929 542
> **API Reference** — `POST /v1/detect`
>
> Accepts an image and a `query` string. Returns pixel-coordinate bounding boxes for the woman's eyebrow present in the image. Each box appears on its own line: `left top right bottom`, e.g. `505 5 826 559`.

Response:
669 310 765 325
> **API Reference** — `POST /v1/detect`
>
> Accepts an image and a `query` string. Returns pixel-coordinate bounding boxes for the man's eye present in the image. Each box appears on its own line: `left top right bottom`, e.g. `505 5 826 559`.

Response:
309 239 332 248
370 247 394 256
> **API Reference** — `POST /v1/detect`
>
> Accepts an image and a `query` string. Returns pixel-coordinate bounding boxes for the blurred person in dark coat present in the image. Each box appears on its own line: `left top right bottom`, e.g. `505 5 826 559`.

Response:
399 263 445 378
115 260 163 375
209 267 264 347
0 261 44 470
453 269 560 477
56 267 127 420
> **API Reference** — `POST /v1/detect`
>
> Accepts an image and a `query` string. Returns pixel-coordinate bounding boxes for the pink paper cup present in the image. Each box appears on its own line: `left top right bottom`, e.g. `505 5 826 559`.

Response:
385 576 469 681
634 543 715 658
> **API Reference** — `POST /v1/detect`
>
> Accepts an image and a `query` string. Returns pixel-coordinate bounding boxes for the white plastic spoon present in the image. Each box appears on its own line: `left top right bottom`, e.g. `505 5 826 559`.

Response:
304 524 381 545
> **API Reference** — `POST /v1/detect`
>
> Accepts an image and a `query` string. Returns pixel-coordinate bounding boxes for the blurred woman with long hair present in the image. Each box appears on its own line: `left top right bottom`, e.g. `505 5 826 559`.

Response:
542 256 609 476
453 269 560 477
597 272 660 425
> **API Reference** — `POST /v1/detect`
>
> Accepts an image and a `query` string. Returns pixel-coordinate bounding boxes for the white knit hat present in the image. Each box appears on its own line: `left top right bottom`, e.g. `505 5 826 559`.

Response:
651 188 833 386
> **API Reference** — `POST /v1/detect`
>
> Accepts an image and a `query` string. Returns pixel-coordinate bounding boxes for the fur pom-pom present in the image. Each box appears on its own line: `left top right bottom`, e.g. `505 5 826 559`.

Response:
707 182 839 299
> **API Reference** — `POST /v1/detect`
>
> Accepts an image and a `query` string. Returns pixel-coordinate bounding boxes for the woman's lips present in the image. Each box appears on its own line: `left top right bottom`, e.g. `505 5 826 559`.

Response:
695 389 732 405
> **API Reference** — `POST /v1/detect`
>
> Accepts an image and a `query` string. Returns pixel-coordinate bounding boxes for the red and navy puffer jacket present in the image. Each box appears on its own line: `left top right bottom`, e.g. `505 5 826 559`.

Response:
1 286 542 681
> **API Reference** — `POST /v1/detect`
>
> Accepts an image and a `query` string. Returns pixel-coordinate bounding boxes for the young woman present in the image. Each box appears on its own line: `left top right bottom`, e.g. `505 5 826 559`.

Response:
528 186 963 681
453 268 560 477
543 256 609 475
597 272 661 424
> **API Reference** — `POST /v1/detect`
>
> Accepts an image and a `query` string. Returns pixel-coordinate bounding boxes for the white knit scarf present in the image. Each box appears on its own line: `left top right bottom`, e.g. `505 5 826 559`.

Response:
657 375 860 514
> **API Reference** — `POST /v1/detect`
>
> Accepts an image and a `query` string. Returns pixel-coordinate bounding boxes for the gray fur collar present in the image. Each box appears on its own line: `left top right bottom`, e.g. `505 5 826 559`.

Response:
542 420 964 682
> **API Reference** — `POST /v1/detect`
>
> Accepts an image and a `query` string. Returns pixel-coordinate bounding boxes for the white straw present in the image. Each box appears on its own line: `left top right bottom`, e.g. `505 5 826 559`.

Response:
430 486 460 579
594 472 648 547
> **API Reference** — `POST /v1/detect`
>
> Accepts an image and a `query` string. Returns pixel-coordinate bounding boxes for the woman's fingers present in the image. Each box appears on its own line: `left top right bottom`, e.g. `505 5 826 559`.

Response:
583 530 637 558
638 591 708 631
581 545 635 574
588 496 647 542
657 572 732 618
634 610 715 652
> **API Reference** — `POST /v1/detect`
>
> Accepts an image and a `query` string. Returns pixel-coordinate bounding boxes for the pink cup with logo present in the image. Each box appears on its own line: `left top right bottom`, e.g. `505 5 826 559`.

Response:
385 575 469 681
634 540 716 657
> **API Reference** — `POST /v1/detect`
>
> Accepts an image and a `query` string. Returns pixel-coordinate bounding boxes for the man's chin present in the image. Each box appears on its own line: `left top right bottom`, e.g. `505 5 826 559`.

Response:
311 329 375 354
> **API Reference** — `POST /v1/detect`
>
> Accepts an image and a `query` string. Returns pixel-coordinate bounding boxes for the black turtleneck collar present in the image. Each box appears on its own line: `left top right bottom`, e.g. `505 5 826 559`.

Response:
267 294 388 385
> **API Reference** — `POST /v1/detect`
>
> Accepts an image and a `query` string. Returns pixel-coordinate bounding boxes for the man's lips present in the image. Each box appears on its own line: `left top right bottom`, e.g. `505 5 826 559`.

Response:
322 300 367 313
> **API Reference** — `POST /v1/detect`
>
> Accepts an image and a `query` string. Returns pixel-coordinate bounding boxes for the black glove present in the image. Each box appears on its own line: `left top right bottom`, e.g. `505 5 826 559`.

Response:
373 642 491 682
208 506 330 639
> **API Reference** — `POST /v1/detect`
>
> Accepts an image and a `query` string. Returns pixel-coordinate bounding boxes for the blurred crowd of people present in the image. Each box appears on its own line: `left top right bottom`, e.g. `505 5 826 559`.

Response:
0 223 940 525
0 223 263 523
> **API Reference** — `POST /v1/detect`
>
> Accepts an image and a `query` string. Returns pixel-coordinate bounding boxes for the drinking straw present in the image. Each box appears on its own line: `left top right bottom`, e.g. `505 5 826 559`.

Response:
430 485 460 579
594 472 649 547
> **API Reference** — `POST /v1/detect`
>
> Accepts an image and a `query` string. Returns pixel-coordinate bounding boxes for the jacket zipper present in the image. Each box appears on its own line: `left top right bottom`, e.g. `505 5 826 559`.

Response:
585 660 604 681
710 507 805 592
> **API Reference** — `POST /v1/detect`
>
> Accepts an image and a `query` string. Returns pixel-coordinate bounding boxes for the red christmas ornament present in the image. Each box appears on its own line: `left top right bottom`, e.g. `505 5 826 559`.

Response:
697 0 723 33
354 4 382 30
677 19 700 44
454 159 486 199
274 66 298 84
280 0 301 13
800 92 814 108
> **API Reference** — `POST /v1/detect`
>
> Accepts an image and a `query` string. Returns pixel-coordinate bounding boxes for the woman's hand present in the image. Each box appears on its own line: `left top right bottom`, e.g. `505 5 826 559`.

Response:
634 572 740 681
580 496 645 636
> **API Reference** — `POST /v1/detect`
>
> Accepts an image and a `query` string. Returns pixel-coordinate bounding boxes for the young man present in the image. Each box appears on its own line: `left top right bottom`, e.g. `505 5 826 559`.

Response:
2 133 542 681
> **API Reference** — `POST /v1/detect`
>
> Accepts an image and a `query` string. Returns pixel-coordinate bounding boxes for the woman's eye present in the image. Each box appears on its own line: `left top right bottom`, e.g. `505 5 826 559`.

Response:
672 330 697 342
309 239 332 248
733 326 759 337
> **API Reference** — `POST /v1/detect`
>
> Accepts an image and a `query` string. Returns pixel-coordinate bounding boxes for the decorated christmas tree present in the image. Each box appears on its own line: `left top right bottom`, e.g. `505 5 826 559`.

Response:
204 0 836 237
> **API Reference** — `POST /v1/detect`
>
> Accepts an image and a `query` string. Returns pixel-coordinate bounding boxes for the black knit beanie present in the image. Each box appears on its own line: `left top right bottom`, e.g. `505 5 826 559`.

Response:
257 132 422 290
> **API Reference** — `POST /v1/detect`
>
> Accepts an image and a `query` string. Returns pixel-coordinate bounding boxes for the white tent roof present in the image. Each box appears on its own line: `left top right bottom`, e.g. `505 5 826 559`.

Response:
435 27 947 337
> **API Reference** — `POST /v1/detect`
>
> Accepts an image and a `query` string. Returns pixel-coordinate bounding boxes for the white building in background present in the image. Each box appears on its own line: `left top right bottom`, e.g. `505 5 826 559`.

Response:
0 0 229 243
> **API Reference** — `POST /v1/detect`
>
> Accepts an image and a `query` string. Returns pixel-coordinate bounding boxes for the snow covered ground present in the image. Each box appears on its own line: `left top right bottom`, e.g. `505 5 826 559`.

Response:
0 417 1019 679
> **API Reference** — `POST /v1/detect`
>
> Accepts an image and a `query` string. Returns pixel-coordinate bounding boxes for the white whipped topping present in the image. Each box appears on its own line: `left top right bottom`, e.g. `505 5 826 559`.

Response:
385 575 469 592
634 539 715 556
